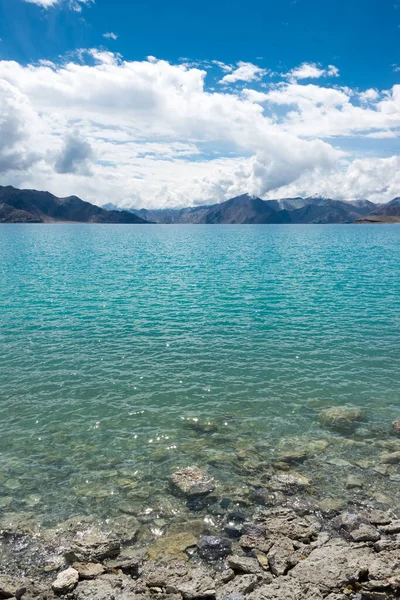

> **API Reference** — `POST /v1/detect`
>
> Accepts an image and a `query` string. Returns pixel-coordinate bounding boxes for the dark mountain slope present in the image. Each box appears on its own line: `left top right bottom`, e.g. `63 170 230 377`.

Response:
356 197 400 223
0 186 148 224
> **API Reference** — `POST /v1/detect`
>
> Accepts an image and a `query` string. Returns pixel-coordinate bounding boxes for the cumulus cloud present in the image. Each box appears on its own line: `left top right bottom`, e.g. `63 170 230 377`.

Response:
0 80 40 173
24 0 93 10
54 133 94 175
219 61 268 84
286 62 339 80
103 32 118 40
0 52 399 207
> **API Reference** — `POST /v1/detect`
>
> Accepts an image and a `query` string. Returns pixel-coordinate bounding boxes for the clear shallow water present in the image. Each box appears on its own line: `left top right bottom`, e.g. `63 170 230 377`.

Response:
0 224 399 529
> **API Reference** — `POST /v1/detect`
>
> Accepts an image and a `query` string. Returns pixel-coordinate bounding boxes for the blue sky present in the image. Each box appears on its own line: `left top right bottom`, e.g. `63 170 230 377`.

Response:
0 0 399 207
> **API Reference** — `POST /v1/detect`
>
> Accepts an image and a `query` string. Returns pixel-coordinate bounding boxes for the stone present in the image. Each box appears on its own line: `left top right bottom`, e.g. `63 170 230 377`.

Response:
392 419 400 435
345 475 363 489
350 525 380 542
267 536 295 576
74 576 136 600
72 562 105 580
197 536 232 561
332 511 369 533
227 555 262 574
380 451 400 464
216 575 259 600
318 407 365 433
378 520 400 534
288 539 372 593
268 472 311 494
170 467 215 496
221 595 245 600
0 576 25 600
64 534 120 563
146 532 197 562
262 509 321 542
52 568 79 594
248 579 323 600
170 567 216 599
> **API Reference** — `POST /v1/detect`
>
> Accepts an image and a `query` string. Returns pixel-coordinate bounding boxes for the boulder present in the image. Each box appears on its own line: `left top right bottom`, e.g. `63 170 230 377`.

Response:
170 467 215 496
318 407 365 433
52 568 79 594
197 536 232 561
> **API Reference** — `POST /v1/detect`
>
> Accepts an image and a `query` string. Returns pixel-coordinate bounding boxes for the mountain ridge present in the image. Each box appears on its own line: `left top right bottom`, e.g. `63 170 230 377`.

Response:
0 186 149 224
0 186 398 224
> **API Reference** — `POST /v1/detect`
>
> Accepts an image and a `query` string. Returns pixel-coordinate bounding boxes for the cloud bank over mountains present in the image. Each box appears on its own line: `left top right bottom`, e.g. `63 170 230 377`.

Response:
0 50 399 209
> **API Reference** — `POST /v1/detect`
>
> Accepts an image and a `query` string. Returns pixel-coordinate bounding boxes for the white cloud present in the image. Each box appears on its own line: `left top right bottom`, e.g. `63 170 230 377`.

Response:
359 88 379 103
219 61 268 84
286 62 339 80
24 0 93 10
0 52 399 208
103 32 118 41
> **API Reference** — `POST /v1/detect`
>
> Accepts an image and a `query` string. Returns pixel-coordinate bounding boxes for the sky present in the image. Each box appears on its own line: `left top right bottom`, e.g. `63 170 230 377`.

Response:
0 0 399 208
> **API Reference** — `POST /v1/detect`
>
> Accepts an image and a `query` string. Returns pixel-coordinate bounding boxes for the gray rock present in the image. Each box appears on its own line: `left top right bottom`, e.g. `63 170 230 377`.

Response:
227 555 262 574
171 568 216 599
378 520 400 534
350 525 380 543
267 537 295 576
288 539 372 593
332 511 369 533
197 536 232 561
220 594 245 600
64 534 120 562
170 467 215 496
72 562 105 580
248 579 323 600
74 575 136 600
216 575 259 600
262 509 321 542
0 576 25 600
52 568 79 594
104 552 141 576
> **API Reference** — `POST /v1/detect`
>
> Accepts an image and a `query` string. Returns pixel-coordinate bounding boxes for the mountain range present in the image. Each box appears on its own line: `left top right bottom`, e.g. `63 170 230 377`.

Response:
0 185 147 224
1 185 399 224
106 194 400 224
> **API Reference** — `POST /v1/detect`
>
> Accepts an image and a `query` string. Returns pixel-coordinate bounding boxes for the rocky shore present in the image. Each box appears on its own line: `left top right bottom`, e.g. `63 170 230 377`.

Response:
1 410 400 600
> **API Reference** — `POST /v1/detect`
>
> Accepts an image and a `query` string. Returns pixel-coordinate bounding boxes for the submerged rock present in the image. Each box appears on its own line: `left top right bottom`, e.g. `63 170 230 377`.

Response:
146 532 197 562
197 536 232 561
268 472 311 493
318 407 365 433
170 467 215 496
392 419 400 435
52 567 79 594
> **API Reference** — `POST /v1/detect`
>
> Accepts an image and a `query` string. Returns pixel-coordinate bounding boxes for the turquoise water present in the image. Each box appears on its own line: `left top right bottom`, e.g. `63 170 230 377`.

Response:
0 224 399 530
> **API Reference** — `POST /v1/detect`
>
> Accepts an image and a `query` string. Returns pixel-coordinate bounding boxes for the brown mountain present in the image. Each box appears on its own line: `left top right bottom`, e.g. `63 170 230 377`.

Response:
0 186 148 224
